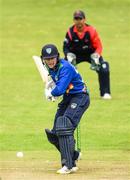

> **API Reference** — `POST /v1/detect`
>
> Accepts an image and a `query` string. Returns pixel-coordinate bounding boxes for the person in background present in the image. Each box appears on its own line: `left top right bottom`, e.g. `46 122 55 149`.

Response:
63 10 111 99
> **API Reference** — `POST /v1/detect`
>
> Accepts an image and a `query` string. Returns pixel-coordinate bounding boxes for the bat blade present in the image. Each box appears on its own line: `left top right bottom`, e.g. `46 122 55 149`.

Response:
32 55 56 102
32 55 49 83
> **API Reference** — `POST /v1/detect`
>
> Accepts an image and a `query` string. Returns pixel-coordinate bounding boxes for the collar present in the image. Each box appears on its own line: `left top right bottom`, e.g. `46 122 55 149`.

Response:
49 60 62 73
73 24 88 39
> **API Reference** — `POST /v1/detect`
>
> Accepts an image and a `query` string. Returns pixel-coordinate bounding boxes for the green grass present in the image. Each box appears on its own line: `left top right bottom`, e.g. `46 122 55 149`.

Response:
0 0 130 152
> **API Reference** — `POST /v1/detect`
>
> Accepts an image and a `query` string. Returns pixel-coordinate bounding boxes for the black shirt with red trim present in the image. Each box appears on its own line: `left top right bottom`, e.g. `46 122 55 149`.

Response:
63 24 102 59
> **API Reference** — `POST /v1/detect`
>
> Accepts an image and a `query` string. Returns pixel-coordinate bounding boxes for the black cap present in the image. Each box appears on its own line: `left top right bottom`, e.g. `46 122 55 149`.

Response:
73 10 85 19
41 44 59 59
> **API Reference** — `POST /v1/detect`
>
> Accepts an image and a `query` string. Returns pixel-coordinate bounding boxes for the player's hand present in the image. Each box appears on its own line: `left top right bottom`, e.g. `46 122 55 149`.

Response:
44 88 55 102
45 80 55 90
90 52 100 71
90 52 100 65
67 53 76 66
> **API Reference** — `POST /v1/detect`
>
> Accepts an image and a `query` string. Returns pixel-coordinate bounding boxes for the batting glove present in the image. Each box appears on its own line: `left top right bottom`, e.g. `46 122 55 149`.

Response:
91 52 100 64
90 52 100 71
44 88 55 102
67 53 76 66
45 80 55 90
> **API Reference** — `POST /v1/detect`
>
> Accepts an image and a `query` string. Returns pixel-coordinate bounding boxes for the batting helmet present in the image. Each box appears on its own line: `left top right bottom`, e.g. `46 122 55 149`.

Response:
41 44 59 59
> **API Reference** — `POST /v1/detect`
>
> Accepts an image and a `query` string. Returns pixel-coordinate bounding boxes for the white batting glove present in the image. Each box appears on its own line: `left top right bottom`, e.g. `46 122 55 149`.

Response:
67 53 76 65
90 52 100 65
44 88 55 101
45 80 55 90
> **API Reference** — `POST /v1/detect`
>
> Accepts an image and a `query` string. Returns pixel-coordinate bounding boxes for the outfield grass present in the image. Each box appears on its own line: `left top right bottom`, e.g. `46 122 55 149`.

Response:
0 1 130 179
1 0 130 151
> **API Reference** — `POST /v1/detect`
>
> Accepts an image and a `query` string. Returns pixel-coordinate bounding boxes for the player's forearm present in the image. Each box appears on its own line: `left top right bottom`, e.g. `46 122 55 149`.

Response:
91 28 103 55
63 44 70 58
51 86 66 96
51 74 72 96
94 40 103 55
63 36 71 58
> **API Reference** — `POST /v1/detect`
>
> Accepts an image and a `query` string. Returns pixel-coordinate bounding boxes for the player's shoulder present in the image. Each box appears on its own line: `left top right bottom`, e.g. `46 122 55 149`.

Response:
67 25 74 32
60 59 70 67
85 24 97 38
60 59 73 70
85 23 96 32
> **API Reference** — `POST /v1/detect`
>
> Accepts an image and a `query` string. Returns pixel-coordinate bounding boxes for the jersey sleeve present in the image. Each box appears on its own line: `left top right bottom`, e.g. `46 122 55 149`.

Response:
63 28 72 58
51 66 73 96
90 27 103 55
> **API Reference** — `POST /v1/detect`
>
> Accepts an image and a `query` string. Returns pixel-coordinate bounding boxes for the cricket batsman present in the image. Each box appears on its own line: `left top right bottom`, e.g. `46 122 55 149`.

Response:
41 44 90 174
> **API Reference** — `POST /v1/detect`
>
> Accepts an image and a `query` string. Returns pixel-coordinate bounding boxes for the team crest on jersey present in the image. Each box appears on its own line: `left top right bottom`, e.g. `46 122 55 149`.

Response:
71 103 77 109
46 48 52 54
55 75 58 81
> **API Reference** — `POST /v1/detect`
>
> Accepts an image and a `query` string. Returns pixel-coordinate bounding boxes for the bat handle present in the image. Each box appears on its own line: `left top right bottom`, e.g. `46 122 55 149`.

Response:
51 96 56 102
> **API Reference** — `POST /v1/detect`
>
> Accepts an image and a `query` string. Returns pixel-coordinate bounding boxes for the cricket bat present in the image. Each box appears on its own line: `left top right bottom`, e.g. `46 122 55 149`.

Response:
32 55 56 101
32 55 49 83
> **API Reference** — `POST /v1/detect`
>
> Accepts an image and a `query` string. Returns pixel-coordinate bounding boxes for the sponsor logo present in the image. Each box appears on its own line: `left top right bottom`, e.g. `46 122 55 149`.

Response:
74 39 79 42
71 103 77 109
82 45 88 49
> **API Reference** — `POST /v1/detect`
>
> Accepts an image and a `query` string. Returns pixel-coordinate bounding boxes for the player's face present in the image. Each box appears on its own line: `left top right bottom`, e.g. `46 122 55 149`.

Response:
74 17 85 30
44 57 57 69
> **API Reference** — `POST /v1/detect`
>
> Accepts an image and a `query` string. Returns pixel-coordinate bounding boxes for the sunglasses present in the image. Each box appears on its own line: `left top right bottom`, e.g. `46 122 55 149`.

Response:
74 17 83 20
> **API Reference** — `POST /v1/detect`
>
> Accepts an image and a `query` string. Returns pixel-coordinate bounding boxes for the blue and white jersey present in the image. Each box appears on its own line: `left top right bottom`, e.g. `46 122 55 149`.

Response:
49 59 87 96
